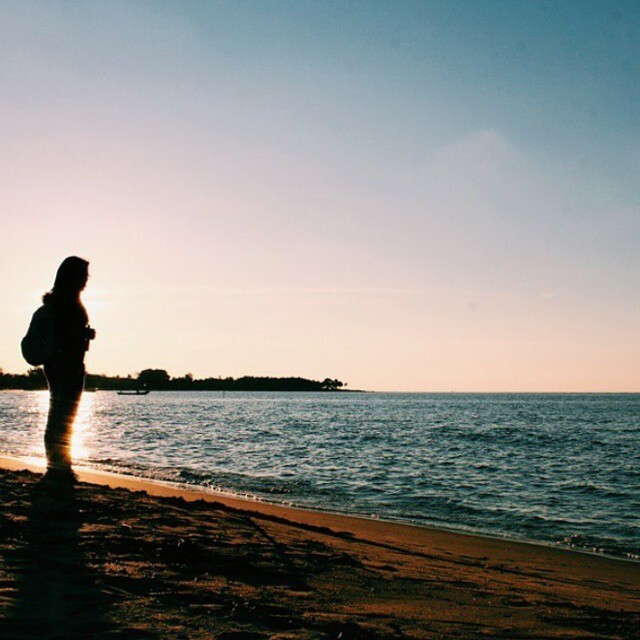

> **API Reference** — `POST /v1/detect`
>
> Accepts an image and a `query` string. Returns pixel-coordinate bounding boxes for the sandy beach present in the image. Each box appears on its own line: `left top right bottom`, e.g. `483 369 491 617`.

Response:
0 457 638 639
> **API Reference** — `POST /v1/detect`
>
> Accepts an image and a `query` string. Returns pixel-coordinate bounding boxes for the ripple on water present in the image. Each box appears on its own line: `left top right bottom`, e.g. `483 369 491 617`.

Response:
0 391 638 559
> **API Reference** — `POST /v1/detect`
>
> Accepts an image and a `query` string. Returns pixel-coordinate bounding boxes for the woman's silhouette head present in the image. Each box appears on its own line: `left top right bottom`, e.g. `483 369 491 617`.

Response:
43 256 89 304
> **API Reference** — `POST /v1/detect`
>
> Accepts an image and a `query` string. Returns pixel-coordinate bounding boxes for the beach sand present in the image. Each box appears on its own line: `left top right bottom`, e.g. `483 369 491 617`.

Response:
0 457 638 639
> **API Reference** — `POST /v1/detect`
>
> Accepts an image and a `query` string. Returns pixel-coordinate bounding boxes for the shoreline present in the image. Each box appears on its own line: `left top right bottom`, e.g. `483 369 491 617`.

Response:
1 454 638 566
1 454 638 569
1 456 639 638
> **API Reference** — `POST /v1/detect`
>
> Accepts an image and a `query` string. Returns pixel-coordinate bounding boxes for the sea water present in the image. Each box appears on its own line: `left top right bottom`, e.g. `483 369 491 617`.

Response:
1 391 638 560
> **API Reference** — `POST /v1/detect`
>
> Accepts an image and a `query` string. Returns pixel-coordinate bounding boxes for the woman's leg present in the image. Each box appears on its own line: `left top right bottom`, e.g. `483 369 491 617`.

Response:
44 363 84 471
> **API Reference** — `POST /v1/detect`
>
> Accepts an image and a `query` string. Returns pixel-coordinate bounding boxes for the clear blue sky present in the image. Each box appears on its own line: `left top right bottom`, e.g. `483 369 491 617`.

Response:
1 1 639 390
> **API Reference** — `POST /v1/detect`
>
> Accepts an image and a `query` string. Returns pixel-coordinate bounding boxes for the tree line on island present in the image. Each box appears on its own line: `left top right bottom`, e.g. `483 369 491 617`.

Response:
0 367 347 392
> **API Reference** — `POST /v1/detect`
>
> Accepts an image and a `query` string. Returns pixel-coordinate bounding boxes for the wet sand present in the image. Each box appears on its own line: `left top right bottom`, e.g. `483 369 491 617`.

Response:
0 457 638 639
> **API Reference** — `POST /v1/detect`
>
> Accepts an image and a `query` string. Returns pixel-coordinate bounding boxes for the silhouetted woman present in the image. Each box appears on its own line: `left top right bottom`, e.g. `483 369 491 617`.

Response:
42 257 95 477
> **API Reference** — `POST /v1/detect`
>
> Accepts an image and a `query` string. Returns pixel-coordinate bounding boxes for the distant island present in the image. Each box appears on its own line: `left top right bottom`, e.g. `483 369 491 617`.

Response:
0 367 347 392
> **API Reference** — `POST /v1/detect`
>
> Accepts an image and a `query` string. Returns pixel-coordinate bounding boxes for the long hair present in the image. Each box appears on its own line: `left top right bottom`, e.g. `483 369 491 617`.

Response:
42 257 89 323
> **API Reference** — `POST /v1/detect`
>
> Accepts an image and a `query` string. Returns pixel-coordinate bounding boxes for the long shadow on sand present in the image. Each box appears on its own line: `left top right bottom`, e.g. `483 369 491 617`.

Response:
0 475 114 639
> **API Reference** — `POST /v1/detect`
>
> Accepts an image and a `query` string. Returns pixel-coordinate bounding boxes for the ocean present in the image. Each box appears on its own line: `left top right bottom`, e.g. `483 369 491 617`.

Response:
1 390 638 560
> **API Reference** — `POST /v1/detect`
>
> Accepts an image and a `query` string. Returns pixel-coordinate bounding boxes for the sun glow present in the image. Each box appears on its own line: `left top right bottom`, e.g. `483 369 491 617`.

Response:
82 288 106 325
71 391 94 461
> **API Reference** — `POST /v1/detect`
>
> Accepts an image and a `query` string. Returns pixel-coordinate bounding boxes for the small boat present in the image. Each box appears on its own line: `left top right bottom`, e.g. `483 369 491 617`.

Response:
117 389 150 396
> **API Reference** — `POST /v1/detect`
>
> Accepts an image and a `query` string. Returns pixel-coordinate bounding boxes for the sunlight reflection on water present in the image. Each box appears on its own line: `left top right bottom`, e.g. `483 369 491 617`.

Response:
21 389 94 463
72 392 94 462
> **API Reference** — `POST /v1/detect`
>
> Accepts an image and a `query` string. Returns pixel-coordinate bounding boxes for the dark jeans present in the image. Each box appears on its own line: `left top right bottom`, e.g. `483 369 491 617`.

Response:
43 360 85 470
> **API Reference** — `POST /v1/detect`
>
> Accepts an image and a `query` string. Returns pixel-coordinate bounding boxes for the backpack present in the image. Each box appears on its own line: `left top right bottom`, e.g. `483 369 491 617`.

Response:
21 304 57 366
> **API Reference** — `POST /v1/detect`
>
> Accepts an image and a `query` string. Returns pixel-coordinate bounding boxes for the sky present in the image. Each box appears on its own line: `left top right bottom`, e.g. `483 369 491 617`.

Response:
1 0 639 392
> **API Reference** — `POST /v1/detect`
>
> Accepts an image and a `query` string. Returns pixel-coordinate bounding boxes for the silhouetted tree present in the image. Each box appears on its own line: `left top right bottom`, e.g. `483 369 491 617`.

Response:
137 369 170 390
321 378 344 391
